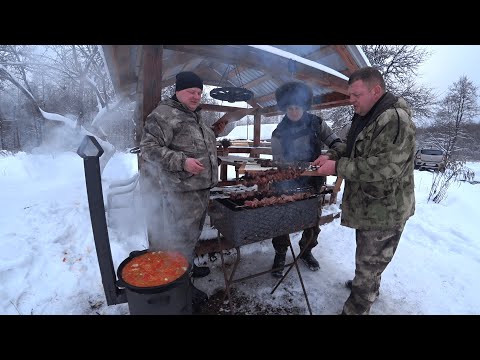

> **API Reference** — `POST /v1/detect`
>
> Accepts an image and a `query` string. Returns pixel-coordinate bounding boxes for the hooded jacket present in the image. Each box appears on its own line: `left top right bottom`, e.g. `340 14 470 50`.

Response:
140 97 218 192
327 93 416 230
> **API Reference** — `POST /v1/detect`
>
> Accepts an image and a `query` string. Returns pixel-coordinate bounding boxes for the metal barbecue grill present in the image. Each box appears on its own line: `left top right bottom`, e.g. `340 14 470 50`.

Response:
208 189 321 314
209 194 320 247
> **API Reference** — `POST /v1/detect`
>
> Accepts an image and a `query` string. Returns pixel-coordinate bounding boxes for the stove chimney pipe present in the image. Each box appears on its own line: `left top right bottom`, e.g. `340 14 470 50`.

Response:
77 135 127 305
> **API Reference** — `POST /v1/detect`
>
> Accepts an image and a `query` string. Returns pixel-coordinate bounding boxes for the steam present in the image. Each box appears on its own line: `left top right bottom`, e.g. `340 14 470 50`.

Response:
136 177 203 261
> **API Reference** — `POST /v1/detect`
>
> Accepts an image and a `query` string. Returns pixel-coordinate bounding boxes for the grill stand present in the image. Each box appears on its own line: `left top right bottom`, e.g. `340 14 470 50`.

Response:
215 229 314 315
271 242 313 315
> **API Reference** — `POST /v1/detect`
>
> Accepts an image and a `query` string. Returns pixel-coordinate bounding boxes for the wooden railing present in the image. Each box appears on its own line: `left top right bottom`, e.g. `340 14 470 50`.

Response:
217 146 272 182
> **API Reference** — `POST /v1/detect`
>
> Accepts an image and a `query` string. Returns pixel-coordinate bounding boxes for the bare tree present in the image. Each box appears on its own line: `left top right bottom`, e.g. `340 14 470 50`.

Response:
0 45 121 172
39 46 116 132
427 76 478 203
361 45 437 120
321 45 437 131
434 76 479 158
318 106 354 133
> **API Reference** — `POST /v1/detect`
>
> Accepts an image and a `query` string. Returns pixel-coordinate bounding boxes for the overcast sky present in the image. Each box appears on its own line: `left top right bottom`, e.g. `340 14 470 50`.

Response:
419 45 480 96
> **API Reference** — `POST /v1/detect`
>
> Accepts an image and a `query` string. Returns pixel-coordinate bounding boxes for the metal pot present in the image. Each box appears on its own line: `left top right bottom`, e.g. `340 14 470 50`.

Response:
116 250 192 315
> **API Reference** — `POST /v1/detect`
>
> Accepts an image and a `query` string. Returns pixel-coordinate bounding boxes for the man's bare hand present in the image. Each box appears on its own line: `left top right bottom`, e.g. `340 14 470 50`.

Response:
184 158 205 175
312 154 330 167
316 159 337 176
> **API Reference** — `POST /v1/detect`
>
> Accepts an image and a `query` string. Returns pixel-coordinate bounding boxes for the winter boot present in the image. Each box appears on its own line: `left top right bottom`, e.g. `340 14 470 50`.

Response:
345 280 380 299
300 250 320 271
271 252 286 278
345 280 353 289
192 264 211 278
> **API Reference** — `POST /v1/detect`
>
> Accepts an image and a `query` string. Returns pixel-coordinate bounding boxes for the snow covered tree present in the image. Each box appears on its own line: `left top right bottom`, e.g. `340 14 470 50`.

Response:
0 45 124 173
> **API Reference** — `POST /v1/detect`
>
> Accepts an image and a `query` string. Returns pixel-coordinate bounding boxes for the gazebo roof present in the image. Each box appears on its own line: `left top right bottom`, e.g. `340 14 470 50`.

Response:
101 45 370 116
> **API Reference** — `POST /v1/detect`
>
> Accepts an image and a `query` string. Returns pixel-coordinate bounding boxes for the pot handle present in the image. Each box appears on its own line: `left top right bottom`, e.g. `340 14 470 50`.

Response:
116 278 127 288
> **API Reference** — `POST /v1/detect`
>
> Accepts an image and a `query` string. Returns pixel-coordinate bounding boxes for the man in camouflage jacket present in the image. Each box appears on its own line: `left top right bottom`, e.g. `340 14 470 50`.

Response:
140 71 226 307
315 67 416 315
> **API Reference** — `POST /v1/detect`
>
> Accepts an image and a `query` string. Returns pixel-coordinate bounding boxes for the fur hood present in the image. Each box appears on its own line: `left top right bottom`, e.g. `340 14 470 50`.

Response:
275 81 313 112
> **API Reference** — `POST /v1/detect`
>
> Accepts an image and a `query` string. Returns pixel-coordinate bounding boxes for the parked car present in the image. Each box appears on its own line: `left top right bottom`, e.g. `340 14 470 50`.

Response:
414 148 445 172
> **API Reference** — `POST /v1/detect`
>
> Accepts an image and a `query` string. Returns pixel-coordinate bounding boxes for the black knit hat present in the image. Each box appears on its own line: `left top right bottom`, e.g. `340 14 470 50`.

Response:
175 71 204 92
275 81 313 112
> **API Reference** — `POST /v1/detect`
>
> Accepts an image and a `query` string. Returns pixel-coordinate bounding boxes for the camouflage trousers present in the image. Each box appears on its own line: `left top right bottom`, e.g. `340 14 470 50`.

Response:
342 225 405 315
145 188 210 262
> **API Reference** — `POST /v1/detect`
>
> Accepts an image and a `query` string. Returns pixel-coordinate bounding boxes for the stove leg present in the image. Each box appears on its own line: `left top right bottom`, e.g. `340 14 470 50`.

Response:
271 240 313 315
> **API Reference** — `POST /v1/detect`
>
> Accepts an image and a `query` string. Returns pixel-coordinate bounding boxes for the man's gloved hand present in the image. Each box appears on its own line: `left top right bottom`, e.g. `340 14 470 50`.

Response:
316 160 337 176
312 154 330 167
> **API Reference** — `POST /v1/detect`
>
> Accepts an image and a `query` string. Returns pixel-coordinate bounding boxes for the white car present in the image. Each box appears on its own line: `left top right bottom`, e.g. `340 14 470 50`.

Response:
414 149 445 172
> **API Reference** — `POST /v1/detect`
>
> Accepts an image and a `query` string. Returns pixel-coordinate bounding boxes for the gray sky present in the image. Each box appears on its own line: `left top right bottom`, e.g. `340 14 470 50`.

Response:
418 45 480 97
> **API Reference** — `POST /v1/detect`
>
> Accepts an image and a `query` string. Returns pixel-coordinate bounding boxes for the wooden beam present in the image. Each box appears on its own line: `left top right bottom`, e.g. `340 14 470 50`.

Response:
200 103 249 113
101 45 137 96
305 45 336 61
333 45 358 75
294 72 347 95
213 107 258 125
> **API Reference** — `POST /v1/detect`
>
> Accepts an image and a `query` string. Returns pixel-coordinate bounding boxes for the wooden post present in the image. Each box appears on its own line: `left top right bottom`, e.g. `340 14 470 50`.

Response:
253 110 261 156
220 147 229 181
138 45 163 248
142 46 163 126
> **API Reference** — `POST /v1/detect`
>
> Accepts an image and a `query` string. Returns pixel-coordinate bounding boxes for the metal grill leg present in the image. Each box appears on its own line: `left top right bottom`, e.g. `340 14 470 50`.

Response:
218 232 241 314
270 239 313 315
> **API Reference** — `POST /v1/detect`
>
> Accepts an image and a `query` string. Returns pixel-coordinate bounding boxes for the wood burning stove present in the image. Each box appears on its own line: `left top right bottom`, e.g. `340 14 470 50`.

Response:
78 135 193 315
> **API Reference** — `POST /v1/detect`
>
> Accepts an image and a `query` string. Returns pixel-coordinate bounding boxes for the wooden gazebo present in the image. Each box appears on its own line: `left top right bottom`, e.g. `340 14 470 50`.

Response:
101 45 370 150
101 45 370 254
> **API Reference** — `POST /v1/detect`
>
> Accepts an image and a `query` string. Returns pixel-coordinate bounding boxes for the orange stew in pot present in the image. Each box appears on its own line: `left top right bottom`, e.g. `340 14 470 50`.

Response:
121 251 189 287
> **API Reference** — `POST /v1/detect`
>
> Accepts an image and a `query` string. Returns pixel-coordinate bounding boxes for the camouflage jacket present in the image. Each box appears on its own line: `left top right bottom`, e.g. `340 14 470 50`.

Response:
140 98 218 192
327 94 416 230
271 112 342 192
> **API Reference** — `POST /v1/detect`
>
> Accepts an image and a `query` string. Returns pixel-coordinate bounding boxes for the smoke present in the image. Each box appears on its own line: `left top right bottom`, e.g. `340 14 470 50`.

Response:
31 121 83 154
138 177 201 261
